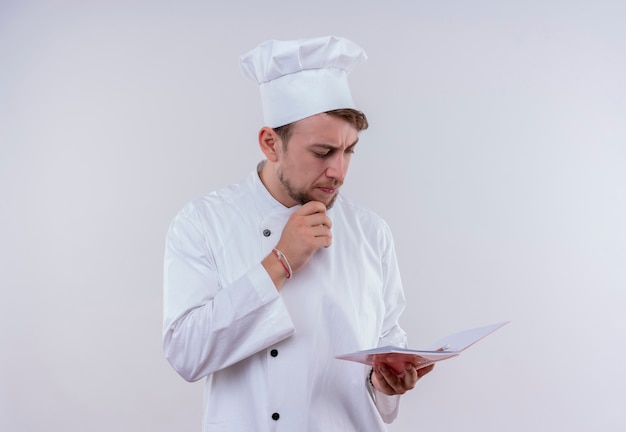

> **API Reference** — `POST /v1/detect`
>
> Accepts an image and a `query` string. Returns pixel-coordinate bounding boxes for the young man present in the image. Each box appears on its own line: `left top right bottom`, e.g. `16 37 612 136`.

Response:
163 35 433 431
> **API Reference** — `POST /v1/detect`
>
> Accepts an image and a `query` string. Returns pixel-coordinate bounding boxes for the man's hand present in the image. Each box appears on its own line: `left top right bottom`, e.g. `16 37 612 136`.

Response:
275 201 332 273
371 362 435 395
262 201 332 288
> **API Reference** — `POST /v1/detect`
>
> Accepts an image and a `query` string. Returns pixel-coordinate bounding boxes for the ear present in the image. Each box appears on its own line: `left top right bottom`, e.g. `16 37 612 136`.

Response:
258 127 281 162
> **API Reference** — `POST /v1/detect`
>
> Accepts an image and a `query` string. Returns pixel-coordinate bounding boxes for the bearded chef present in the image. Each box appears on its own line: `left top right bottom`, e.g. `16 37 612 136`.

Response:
163 35 434 432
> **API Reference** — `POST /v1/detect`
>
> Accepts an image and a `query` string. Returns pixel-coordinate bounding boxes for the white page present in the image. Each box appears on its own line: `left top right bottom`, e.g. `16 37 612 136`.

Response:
424 321 509 352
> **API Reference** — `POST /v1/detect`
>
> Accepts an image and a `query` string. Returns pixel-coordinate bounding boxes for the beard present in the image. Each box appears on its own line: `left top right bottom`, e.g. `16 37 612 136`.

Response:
278 168 340 209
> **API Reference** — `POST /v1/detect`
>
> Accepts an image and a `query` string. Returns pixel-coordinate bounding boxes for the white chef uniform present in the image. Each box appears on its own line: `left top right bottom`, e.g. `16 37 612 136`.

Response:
163 166 408 431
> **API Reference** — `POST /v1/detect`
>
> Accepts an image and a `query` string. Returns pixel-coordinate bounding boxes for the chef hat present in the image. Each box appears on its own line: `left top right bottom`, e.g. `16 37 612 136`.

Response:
240 35 367 127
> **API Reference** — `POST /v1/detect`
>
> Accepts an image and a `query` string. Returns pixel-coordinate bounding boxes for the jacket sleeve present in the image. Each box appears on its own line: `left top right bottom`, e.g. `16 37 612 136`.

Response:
162 203 295 382
371 222 408 423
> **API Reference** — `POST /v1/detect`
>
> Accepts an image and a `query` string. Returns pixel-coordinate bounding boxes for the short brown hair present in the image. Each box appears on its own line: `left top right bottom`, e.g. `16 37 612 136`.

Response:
273 108 369 145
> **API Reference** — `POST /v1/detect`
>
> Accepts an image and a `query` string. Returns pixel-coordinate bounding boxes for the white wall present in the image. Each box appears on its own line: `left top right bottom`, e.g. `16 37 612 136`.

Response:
1 1 625 431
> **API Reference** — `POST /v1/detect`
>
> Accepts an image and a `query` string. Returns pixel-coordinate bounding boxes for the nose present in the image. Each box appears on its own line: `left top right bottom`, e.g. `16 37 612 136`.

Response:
325 153 348 182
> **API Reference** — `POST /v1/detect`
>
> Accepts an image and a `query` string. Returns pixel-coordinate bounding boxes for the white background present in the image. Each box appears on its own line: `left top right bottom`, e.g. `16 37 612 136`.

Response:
1 1 625 431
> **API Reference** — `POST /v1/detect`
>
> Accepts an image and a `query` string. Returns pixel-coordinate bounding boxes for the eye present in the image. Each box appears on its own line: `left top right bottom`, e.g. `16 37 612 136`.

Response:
313 149 332 158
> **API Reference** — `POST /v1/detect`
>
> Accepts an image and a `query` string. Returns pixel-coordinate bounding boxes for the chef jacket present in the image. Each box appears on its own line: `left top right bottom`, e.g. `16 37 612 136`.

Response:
163 166 409 431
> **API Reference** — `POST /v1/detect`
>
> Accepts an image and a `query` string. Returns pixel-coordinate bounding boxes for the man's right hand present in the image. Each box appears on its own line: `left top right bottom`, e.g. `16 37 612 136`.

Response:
276 201 332 273
262 201 332 289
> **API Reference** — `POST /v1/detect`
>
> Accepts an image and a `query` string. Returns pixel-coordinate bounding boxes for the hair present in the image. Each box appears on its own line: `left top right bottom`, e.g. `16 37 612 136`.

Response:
273 108 369 147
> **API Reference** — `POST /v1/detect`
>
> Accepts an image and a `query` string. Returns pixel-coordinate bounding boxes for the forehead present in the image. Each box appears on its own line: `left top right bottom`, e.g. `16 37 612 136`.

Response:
289 113 358 146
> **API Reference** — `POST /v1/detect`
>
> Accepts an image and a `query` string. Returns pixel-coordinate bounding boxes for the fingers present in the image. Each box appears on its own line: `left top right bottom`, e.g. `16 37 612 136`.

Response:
289 211 332 247
372 362 424 395
298 202 332 248
300 200 329 215
298 201 333 230
417 364 435 379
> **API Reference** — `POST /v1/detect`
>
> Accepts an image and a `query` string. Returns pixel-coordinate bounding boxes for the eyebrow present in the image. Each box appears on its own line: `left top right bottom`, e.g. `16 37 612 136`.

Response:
310 138 359 150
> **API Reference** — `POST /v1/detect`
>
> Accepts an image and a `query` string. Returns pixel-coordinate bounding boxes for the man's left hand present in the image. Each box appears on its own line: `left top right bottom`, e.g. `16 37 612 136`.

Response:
371 362 435 395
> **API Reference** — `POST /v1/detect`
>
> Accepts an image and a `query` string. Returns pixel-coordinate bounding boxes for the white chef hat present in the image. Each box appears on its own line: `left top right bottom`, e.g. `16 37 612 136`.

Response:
240 35 367 128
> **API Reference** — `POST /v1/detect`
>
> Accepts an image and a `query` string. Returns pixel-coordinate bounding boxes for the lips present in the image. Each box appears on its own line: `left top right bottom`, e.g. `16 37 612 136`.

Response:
316 180 342 192
318 186 336 194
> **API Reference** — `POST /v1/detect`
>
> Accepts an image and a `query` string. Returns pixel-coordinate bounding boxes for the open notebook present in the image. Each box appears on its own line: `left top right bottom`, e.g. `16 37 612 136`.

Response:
336 321 509 370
